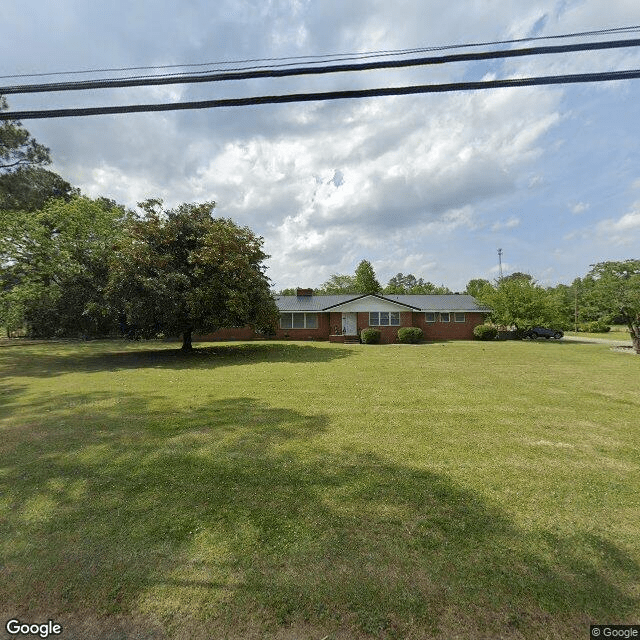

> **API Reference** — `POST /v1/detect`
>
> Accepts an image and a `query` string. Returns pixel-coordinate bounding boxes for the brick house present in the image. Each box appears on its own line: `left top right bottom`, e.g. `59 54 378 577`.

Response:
198 289 491 344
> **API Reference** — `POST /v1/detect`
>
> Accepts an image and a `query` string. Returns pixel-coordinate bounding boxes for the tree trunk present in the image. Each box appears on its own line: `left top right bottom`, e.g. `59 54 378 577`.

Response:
181 329 193 352
626 318 640 354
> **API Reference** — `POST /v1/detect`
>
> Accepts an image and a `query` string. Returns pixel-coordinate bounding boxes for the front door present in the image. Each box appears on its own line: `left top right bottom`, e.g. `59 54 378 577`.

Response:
342 312 358 335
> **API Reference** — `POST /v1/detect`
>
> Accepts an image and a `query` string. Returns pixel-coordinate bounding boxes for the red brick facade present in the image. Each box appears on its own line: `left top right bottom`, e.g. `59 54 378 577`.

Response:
196 310 486 343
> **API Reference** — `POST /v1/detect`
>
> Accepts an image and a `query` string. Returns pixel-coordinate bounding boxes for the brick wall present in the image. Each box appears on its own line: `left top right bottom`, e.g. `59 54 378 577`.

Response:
273 311 331 340
415 311 486 340
329 312 343 335
357 311 414 344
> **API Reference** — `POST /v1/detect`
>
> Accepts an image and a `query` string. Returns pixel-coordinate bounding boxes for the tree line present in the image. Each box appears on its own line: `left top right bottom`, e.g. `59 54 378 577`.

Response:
279 261 452 296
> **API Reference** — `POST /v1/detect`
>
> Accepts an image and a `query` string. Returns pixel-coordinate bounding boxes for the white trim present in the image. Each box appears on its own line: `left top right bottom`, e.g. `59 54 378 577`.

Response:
329 295 414 312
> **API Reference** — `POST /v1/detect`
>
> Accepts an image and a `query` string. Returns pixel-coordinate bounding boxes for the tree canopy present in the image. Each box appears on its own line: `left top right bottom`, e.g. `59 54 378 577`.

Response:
464 278 492 299
384 272 451 295
316 273 358 294
478 275 561 330
0 167 75 211
583 260 640 351
107 200 279 350
354 259 382 294
0 96 51 174
0 196 129 337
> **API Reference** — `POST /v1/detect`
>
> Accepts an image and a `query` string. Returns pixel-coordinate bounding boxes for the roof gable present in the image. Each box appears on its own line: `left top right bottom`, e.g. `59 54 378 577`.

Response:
324 294 418 312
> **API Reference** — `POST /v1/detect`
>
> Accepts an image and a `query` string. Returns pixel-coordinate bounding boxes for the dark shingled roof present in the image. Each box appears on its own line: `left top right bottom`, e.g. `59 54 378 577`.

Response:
275 294 491 313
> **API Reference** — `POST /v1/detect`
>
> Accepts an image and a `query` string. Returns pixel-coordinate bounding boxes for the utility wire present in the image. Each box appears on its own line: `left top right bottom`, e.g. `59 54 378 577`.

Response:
3 37 640 95
3 69 639 121
2 24 639 81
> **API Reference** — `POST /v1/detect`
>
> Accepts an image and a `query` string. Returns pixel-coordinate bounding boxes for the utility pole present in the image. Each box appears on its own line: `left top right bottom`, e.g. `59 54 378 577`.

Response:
497 248 503 282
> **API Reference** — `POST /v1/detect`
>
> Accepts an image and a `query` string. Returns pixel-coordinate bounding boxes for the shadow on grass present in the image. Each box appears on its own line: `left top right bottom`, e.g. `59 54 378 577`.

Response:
0 340 354 380
1 393 638 639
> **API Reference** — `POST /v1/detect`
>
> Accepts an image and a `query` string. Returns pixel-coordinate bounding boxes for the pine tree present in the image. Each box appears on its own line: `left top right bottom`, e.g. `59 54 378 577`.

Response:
354 260 381 294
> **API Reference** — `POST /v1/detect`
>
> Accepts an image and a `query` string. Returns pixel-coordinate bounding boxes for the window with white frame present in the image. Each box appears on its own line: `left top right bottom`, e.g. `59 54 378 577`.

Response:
280 313 318 329
454 312 466 323
440 312 450 322
425 312 436 323
369 311 400 326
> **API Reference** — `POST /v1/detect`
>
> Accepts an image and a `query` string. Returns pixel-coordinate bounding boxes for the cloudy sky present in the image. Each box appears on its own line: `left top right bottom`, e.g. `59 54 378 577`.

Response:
2 0 640 291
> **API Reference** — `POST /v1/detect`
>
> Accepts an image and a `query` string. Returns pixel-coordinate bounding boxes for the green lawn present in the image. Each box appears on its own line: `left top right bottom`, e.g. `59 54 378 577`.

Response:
1 339 638 639
565 325 633 341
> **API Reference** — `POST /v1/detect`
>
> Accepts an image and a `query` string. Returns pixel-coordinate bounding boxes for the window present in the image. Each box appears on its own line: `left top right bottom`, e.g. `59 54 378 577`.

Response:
369 311 400 326
454 312 466 323
279 313 318 329
440 312 450 322
425 312 436 323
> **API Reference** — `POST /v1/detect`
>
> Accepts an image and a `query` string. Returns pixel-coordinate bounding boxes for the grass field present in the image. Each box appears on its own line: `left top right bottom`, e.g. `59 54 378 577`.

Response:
564 325 633 342
1 339 638 639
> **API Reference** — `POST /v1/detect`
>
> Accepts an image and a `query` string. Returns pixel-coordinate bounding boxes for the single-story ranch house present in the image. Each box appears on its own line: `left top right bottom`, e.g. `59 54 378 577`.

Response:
199 289 492 344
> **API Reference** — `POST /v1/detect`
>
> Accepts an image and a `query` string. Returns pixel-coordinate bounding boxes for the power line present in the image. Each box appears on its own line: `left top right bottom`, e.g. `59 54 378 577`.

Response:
3 69 639 121
3 37 640 95
2 24 639 81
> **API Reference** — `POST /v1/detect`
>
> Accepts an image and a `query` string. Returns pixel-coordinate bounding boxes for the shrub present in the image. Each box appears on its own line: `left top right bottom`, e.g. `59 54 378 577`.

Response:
473 324 498 341
580 321 611 333
361 328 381 344
397 327 423 343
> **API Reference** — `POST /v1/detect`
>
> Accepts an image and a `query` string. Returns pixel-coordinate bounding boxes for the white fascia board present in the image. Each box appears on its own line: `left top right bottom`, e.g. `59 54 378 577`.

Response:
327 295 415 312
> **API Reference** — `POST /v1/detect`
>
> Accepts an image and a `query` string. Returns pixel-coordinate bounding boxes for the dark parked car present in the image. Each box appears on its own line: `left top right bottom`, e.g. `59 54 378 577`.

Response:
525 326 563 340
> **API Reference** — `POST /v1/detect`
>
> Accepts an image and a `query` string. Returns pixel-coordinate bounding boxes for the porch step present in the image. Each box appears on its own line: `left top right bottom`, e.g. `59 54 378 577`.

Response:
343 335 360 344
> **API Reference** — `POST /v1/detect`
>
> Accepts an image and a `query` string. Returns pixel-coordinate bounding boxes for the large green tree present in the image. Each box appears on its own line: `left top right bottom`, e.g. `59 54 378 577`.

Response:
354 259 381 294
483 274 561 330
0 196 128 337
0 167 75 211
107 200 278 351
583 260 640 352
316 273 358 294
464 278 493 301
385 272 451 295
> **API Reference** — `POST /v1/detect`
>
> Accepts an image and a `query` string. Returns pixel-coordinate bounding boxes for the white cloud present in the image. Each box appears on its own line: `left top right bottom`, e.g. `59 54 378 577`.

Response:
570 202 590 214
3 0 639 291
605 204 640 233
491 216 520 231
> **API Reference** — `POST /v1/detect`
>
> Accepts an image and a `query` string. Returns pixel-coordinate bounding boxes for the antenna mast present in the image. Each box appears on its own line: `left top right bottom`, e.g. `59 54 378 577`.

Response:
497 248 504 281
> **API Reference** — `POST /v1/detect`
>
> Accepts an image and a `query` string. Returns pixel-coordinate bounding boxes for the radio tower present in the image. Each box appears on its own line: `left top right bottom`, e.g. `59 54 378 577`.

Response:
498 248 504 281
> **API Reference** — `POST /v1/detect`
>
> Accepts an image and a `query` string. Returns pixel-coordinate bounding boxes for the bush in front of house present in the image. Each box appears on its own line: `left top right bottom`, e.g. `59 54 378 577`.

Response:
397 327 423 343
473 324 498 341
361 328 381 344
